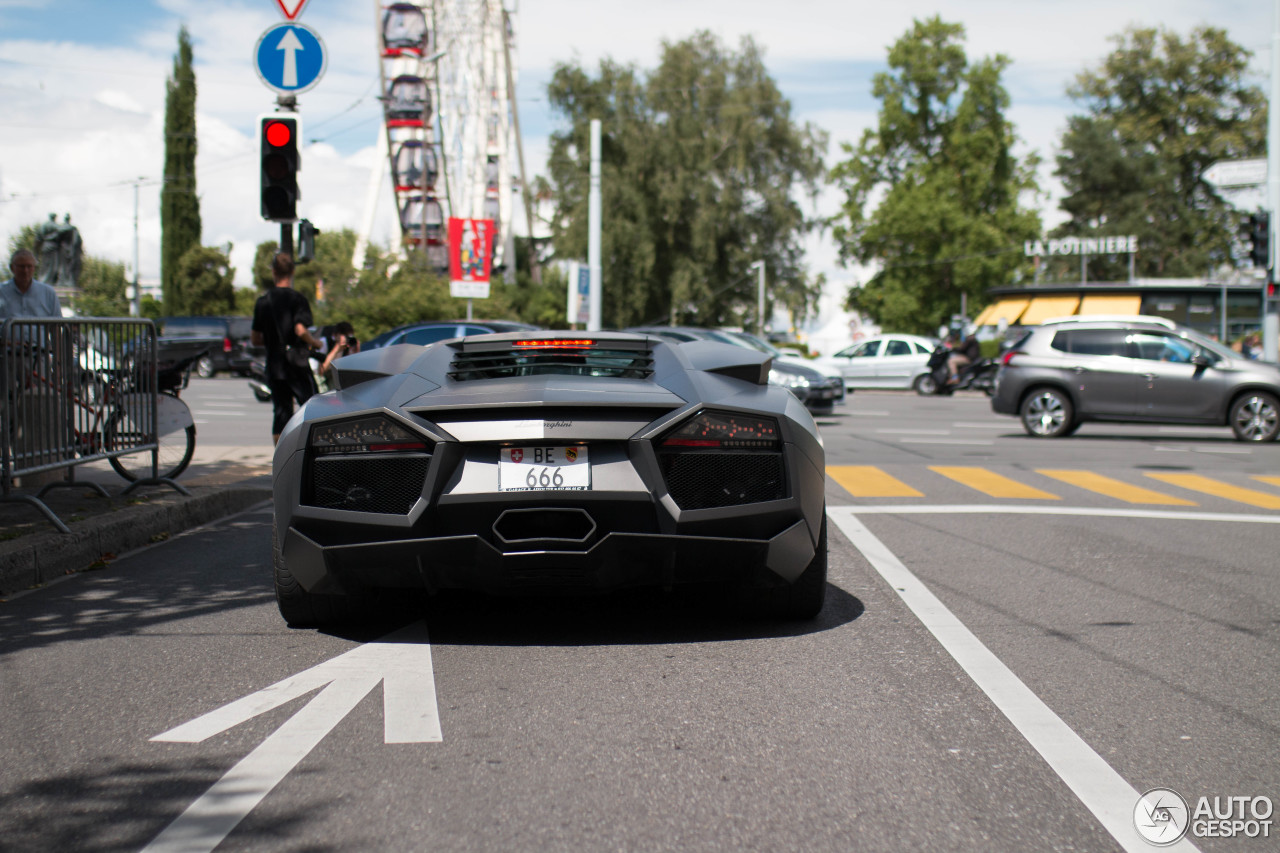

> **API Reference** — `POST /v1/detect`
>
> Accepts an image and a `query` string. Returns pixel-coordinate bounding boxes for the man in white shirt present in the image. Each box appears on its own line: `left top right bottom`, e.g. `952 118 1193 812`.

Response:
1 249 62 323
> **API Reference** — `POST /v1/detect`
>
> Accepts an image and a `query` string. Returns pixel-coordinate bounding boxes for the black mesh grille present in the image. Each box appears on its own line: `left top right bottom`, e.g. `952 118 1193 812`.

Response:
306 454 429 514
658 451 785 510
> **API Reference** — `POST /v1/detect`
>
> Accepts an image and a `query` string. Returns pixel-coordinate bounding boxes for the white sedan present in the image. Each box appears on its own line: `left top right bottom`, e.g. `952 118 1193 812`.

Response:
813 333 938 391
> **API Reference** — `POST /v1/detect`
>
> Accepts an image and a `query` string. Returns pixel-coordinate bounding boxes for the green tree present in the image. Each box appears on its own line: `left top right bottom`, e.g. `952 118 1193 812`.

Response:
831 17 1041 335
172 245 234 315
542 31 826 329
160 26 201 312
73 257 130 317
1051 26 1266 280
494 238 567 328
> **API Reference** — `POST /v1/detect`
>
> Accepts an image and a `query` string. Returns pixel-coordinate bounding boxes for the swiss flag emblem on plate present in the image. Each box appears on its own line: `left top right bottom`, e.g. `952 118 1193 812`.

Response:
510 449 523 462
275 0 308 20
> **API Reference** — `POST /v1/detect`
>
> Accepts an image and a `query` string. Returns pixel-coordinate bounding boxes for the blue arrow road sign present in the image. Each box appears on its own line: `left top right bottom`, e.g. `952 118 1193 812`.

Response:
254 22 326 95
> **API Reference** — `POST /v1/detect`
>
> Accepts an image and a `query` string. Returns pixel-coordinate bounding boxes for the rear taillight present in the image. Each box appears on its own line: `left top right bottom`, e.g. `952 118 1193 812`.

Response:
1001 350 1024 366
659 410 780 449
223 336 233 353
309 415 430 455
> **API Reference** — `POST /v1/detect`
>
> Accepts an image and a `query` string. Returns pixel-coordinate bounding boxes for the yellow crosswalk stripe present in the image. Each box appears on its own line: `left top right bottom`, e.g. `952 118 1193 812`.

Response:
1036 469 1196 505
827 465 922 497
1251 475 1280 490
929 466 1059 500
1144 473 1280 509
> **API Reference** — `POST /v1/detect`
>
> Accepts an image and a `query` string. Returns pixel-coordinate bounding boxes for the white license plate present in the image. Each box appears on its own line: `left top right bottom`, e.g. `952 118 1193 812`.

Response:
498 446 590 491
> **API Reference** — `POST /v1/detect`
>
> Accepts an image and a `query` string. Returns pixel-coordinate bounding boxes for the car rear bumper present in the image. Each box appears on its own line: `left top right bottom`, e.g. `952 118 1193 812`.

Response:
281 516 816 596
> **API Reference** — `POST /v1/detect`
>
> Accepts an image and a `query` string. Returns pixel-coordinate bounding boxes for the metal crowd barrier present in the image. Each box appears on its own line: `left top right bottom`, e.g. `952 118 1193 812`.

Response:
1 317 182 533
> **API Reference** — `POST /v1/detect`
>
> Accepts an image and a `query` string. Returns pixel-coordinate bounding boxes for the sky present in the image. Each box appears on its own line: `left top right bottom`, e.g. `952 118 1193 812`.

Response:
0 0 1272 312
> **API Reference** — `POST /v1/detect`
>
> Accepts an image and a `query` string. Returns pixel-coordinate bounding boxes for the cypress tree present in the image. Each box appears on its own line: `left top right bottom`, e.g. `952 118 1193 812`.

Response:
160 26 202 313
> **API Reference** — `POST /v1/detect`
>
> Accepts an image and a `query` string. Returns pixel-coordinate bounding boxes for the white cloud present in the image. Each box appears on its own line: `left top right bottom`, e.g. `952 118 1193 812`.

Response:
1 0 1271 305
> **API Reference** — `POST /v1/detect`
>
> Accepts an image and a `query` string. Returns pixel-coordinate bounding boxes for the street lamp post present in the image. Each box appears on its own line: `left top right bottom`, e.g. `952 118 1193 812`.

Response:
754 260 765 336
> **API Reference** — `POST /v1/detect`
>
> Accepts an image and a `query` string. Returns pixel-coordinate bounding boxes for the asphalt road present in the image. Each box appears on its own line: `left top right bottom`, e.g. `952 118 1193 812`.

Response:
1 385 1277 852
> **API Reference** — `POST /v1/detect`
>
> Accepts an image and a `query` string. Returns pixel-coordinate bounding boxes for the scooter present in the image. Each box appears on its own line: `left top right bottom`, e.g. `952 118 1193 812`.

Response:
246 351 328 402
917 344 998 396
247 355 271 402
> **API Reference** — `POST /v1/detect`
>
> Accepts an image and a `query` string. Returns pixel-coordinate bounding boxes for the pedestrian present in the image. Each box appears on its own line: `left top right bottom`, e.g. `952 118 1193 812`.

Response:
1 249 62 324
251 252 324 444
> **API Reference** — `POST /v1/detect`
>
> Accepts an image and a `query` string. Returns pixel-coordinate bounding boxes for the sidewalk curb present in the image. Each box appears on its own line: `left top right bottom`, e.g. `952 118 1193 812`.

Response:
0 486 273 595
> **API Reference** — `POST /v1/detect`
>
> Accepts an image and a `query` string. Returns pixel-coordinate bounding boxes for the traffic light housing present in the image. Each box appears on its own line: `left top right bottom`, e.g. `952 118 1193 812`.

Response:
297 219 319 263
260 114 300 222
1245 211 1270 269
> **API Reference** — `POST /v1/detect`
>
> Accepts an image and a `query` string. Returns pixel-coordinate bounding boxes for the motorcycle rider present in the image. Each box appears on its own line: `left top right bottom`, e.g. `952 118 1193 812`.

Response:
947 331 981 385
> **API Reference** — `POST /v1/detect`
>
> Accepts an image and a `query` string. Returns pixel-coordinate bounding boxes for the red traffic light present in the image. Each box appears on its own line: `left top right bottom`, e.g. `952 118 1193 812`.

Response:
265 121 292 148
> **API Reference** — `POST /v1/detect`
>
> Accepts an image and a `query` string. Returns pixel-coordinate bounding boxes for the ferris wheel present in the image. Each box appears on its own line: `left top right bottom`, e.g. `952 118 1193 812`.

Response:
360 1 516 274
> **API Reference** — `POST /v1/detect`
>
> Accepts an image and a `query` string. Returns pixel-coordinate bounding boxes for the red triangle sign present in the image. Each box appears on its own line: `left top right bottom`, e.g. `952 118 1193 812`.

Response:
275 0 308 20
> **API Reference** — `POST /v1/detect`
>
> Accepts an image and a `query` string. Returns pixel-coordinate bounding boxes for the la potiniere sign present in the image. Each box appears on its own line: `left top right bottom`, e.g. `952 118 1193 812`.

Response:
1024 235 1138 257
448 218 495 299
254 22 326 95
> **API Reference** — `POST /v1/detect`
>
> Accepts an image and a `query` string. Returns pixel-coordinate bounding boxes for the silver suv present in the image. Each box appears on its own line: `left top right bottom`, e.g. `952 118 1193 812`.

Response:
990 319 1280 441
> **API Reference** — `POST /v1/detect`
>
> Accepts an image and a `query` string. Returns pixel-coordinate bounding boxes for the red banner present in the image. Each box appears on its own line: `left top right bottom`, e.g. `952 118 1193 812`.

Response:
448 217 494 299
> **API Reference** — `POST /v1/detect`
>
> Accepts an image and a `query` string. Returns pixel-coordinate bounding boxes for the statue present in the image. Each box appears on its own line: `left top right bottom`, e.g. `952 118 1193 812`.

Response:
34 212 83 288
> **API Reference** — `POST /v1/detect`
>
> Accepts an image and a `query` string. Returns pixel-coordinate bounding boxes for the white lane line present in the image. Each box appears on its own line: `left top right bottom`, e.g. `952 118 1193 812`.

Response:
951 422 1010 429
143 675 381 853
839 505 1280 523
147 622 440 852
899 438 995 445
875 429 951 435
828 508 1202 853
850 410 891 416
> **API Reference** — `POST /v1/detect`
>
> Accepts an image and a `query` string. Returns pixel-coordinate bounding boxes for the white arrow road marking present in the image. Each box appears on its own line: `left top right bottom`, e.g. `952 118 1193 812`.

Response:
829 507 1202 853
144 622 440 853
275 28 304 88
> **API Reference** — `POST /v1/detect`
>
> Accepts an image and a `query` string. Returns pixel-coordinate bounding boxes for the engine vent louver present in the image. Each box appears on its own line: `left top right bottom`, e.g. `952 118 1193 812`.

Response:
448 338 654 381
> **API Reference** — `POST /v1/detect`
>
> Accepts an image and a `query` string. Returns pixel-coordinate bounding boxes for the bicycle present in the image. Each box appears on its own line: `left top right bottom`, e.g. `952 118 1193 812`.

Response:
5 327 199 483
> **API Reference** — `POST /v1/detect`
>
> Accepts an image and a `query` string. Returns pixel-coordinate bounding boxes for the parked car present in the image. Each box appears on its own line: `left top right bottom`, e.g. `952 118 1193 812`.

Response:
157 315 257 378
991 318 1280 441
812 333 938 391
363 319 540 350
626 326 844 414
271 330 828 626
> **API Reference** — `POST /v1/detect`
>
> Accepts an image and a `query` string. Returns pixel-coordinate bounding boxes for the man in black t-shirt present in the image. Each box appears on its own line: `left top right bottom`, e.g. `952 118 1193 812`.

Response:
251 252 324 443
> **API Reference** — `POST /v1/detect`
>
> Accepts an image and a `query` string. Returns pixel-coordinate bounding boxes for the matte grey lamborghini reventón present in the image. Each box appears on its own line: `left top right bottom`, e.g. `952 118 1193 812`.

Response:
271 331 828 626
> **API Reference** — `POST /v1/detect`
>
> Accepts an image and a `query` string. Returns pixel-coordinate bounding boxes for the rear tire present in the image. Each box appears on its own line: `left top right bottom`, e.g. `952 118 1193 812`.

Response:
1020 387 1075 438
195 356 216 379
1229 391 1280 442
769 512 827 620
914 374 937 395
273 519 364 628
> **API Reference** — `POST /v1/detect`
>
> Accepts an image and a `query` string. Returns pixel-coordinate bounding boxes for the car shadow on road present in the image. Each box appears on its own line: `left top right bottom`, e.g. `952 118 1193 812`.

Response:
325 583 864 647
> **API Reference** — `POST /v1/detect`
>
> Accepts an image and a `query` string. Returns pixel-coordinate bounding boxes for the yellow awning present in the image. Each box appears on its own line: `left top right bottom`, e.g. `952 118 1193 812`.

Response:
1078 294 1142 316
974 298 1030 327
1020 295 1082 325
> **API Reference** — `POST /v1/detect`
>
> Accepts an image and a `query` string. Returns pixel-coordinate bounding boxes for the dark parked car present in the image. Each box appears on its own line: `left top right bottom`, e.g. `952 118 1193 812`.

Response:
626 326 844 414
157 315 257 378
363 319 540 350
270 330 828 626
991 318 1280 441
